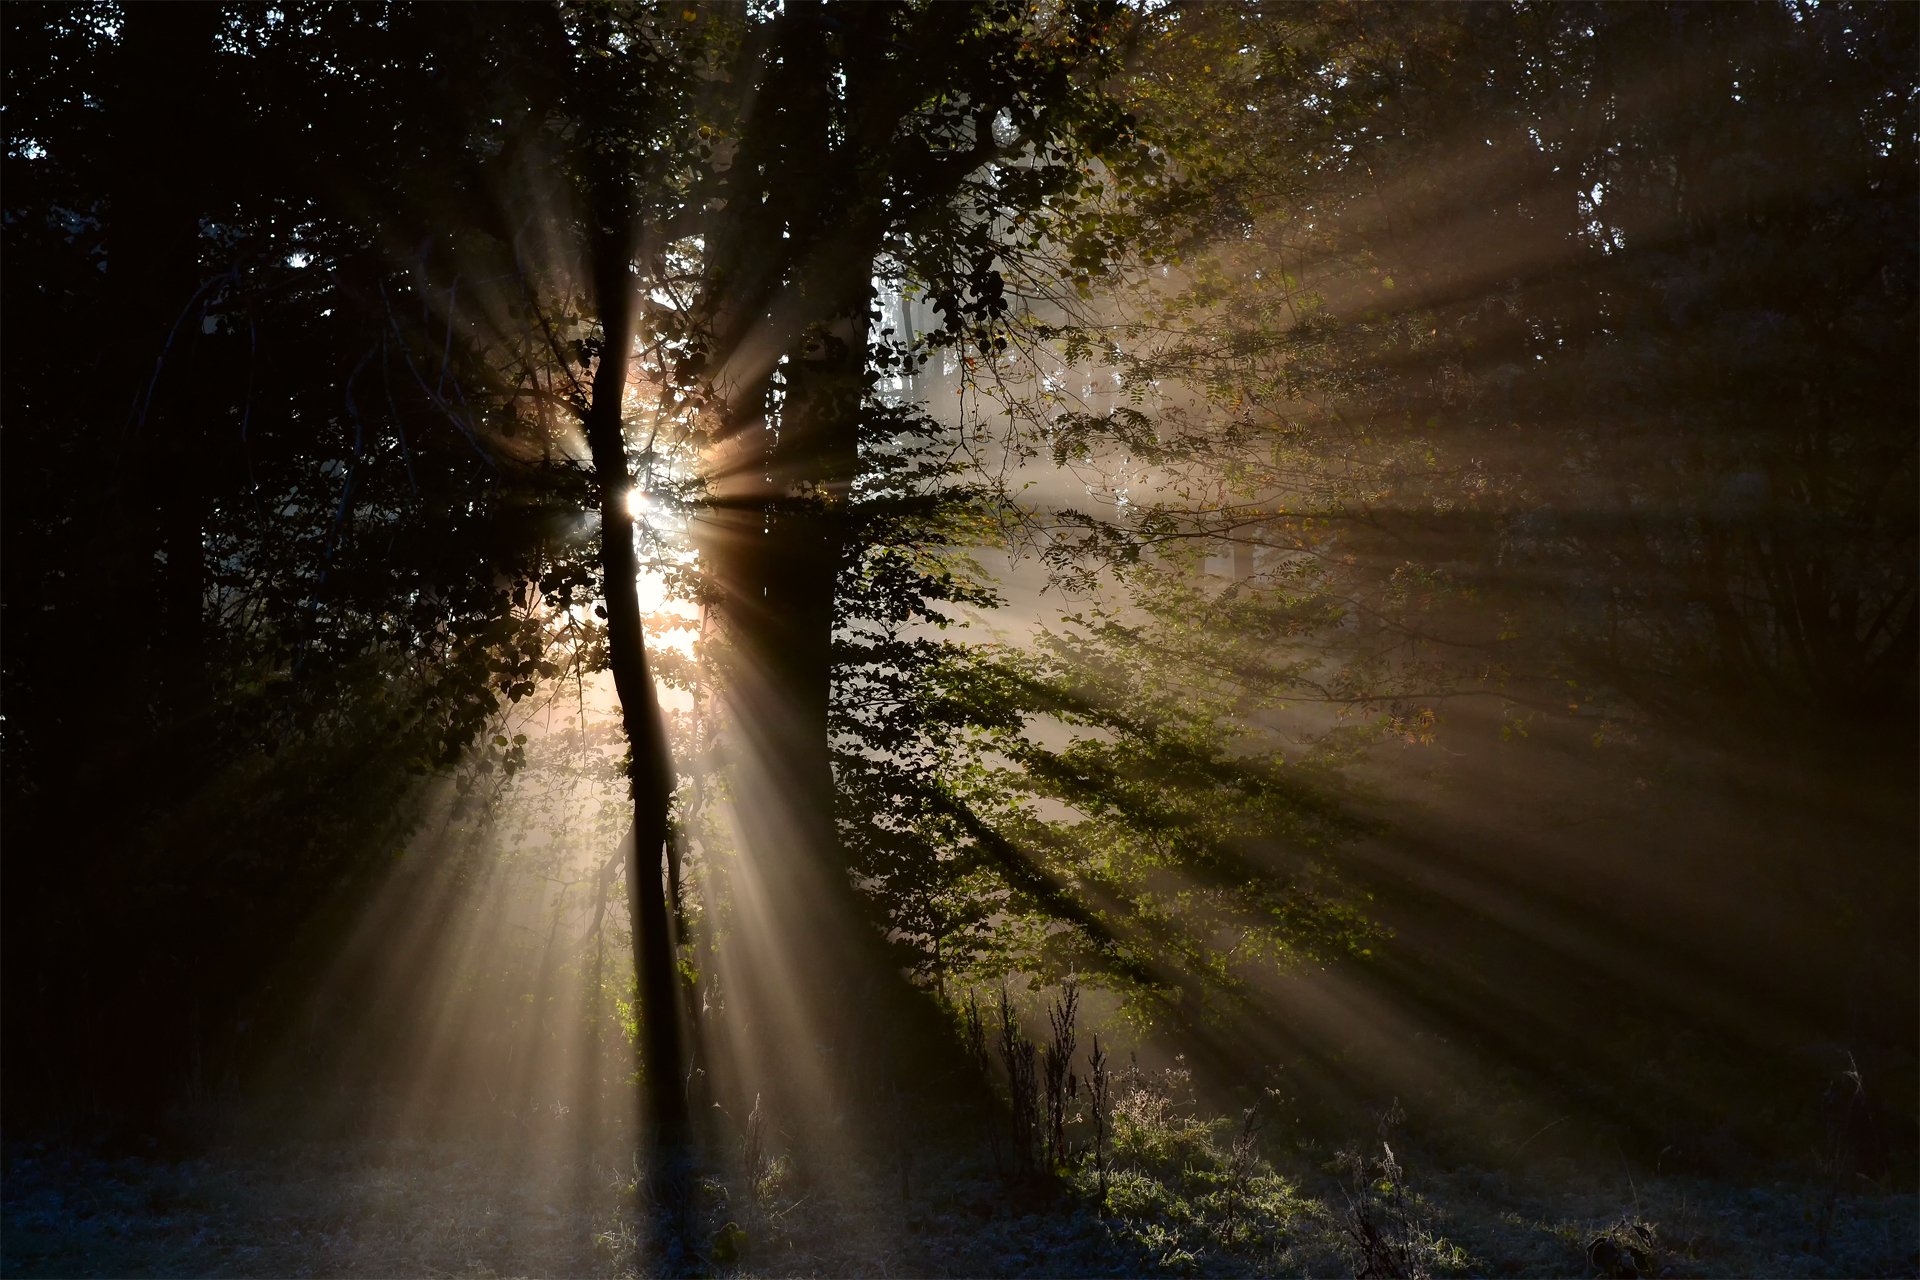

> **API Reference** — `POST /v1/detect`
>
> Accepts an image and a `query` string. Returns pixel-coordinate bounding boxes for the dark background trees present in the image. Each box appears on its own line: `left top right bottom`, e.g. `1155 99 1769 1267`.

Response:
2 0 591 1126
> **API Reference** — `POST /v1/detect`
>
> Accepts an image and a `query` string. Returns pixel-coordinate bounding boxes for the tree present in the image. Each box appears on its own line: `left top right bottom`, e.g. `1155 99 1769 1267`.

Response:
970 0 1918 1139
1098 0 1916 748
331 0 1182 1192
2 0 584 1125
28 0 1185 1197
649 0 1162 1103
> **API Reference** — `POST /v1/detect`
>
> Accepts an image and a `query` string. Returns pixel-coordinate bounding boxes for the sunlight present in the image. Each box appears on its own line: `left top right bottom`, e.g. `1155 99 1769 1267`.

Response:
267 714 641 1202
12 4 1913 1275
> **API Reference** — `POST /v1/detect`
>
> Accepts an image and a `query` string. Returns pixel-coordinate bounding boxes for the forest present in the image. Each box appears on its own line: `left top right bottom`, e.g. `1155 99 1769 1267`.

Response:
1 2 1915 1276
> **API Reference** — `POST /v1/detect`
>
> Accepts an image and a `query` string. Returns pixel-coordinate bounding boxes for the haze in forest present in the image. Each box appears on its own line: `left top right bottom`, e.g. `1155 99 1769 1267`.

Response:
2 3 1914 1277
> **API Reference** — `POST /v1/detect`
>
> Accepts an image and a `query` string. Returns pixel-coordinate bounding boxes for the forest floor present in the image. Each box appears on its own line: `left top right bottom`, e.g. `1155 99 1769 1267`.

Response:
4 1098 1915 1278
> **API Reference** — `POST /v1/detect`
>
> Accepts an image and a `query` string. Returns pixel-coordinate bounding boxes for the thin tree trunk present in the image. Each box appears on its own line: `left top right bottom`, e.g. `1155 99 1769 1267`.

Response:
584 226 691 1207
525 0 696 1237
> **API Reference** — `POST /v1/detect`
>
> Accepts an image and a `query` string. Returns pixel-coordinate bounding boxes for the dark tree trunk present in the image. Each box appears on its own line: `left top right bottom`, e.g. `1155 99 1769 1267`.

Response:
687 10 891 1136
110 2 220 695
39 0 226 1124
685 4 1017 1138
521 2 696 1238
585 227 691 1212
765 281 870 871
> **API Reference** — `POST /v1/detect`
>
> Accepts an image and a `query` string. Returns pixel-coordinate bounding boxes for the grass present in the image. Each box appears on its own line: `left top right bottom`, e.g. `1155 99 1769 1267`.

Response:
1 1128 631 1278
4 1062 1914 1277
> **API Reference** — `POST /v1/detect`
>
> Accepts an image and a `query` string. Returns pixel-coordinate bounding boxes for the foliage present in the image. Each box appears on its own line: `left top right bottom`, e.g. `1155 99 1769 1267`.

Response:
1099 0 1918 750
1084 1056 1327 1275
893 0 1918 1158
852 550 1382 1019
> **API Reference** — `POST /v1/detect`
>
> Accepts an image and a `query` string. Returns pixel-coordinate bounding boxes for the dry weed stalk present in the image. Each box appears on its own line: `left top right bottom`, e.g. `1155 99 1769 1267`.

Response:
998 987 1040 1173
1043 982 1080 1170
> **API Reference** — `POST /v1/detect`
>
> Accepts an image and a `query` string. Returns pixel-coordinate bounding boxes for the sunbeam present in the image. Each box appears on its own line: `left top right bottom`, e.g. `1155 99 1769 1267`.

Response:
4 3 1913 1276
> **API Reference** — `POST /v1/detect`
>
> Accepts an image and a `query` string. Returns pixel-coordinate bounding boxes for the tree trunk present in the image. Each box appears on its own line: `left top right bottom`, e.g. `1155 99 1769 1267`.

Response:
529 1 696 1235
111 2 219 697
687 4 1001 1136
52 0 224 1123
584 226 691 1206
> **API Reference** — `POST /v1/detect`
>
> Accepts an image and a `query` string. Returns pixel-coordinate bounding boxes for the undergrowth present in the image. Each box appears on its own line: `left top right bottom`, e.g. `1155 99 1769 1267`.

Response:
3 998 1914 1278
